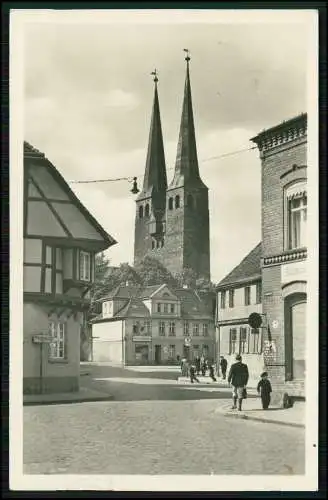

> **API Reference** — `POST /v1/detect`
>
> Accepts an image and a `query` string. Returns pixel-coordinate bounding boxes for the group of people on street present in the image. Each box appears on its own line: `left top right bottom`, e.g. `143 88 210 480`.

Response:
180 355 217 384
180 353 273 411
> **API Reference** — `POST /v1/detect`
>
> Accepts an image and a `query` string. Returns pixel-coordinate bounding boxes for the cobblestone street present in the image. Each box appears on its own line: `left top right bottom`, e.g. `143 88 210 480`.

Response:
24 365 305 475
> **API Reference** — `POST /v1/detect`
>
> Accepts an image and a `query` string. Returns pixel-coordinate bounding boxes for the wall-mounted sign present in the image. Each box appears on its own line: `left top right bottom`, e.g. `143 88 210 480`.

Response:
32 335 54 344
248 312 262 329
272 320 279 329
184 337 192 347
132 336 151 342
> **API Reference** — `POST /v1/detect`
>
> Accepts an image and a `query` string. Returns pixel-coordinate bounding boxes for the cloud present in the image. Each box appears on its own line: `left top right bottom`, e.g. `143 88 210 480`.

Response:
103 89 139 109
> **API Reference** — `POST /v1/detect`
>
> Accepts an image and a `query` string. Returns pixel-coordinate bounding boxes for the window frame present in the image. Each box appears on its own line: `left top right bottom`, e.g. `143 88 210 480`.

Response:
256 282 262 304
202 323 208 336
244 286 251 306
184 321 189 336
239 327 248 353
169 321 176 336
193 323 199 336
220 291 226 309
284 180 307 251
48 321 66 360
229 328 238 354
228 289 235 308
159 321 165 336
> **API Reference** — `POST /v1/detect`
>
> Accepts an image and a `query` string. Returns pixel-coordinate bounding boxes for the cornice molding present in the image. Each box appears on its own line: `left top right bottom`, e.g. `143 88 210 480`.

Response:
262 248 307 267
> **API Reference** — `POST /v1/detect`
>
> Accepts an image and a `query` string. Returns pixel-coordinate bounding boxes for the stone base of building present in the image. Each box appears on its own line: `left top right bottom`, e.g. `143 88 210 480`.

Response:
23 376 79 395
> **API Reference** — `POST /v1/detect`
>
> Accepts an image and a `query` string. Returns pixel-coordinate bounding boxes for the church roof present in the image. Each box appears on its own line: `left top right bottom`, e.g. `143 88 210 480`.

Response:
217 242 262 289
169 56 207 190
137 78 167 201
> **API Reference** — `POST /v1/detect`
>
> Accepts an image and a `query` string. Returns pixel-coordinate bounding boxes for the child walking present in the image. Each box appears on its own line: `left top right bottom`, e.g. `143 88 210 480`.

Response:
257 372 272 410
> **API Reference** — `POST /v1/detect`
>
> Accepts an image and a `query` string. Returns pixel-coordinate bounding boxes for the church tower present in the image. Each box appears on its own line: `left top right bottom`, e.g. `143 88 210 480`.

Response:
134 71 168 266
134 55 210 282
164 52 210 280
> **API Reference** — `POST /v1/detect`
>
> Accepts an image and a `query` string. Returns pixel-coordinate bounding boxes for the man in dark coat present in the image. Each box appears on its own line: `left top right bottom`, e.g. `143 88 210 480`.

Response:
195 356 201 375
227 354 249 411
220 356 228 380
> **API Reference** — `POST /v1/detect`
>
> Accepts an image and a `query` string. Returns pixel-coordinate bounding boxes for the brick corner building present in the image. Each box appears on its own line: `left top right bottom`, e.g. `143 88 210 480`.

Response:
251 113 307 399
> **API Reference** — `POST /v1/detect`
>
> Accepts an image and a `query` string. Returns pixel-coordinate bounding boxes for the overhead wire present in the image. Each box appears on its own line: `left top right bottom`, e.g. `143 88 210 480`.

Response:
68 145 258 185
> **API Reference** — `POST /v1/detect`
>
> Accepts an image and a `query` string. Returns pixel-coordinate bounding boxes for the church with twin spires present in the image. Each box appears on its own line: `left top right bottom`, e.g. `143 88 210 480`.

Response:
134 54 211 281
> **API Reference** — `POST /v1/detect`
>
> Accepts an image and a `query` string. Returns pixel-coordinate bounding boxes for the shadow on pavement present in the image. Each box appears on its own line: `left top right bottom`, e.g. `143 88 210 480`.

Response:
81 363 180 381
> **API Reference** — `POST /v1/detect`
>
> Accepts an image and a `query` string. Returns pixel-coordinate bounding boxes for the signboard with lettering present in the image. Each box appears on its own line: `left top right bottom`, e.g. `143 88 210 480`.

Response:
32 335 54 344
263 340 276 363
132 336 151 342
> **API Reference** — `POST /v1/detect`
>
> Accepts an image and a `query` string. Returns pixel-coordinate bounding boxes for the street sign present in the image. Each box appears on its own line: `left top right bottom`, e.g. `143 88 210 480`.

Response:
248 312 262 329
32 335 54 344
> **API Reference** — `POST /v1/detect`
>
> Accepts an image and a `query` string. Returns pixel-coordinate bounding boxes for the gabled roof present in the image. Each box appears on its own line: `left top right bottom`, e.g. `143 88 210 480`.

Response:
103 285 141 300
217 242 262 289
24 141 117 250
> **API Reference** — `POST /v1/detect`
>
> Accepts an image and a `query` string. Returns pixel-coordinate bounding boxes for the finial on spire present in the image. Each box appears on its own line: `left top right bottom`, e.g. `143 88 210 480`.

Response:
183 48 191 62
151 69 158 83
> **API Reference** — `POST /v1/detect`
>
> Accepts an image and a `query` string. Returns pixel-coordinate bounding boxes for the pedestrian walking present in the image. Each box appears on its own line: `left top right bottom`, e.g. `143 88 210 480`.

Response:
227 354 249 411
195 355 201 375
220 356 228 380
208 363 217 382
189 364 200 384
201 355 207 376
257 371 272 410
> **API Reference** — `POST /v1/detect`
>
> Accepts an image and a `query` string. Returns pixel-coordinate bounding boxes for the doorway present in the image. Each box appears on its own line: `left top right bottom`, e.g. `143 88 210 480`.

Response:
285 293 306 381
155 345 161 364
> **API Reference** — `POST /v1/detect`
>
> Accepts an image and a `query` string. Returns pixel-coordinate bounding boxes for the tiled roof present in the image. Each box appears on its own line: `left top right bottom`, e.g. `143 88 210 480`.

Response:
104 285 141 300
115 298 150 318
24 141 45 158
175 288 212 318
217 242 262 289
139 284 164 298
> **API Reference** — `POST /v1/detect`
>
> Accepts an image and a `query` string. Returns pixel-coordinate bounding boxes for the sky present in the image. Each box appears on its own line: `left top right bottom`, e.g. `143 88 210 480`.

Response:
22 10 309 283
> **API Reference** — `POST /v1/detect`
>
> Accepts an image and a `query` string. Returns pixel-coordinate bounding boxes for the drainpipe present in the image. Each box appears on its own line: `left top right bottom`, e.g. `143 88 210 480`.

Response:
40 342 43 394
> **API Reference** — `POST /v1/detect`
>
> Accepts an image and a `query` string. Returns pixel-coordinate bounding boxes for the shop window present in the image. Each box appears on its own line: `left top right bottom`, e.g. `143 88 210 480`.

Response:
169 322 176 336
159 321 165 336
239 327 248 353
184 321 189 336
135 344 149 362
193 323 199 336
229 289 235 308
220 291 226 309
139 205 144 218
250 328 261 353
285 181 307 250
244 286 251 306
168 197 173 210
49 322 66 360
256 282 262 304
175 195 180 209
229 328 237 354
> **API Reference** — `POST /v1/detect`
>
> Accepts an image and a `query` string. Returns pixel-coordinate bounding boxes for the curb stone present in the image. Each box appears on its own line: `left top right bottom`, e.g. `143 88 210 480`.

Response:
215 406 305 429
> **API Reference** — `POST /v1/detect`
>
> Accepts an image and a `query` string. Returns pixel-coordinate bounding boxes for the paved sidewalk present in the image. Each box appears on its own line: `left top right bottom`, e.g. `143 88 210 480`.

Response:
23 386 114 406
215 397 305 428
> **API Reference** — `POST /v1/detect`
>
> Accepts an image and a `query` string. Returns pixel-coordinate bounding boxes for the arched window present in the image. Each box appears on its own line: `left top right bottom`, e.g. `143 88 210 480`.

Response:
168 197 173 210
145 204 150 217
139 205 144 218
187 194 193 209
285 180 307 250
175 195 180 209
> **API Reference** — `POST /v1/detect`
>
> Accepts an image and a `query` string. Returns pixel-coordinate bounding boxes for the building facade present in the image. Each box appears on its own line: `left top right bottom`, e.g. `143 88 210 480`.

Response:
92 284 215 365
134 56 210 281
216 243 264 384
251 113 307 398
23 142 116 394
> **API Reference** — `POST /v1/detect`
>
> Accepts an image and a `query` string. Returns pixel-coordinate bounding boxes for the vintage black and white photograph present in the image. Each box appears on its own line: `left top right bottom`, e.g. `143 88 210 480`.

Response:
10 8 318 491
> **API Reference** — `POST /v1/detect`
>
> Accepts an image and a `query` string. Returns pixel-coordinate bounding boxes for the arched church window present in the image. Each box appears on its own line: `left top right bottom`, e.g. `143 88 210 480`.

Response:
145 204 150 217
175 195 180 209
139 205 144 218
187 194 193 209
168 197 173 210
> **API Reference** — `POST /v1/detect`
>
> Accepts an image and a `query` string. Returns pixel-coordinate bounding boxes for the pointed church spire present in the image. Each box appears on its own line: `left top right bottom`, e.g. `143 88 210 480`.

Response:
138 70 167 200
170 51 206 189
